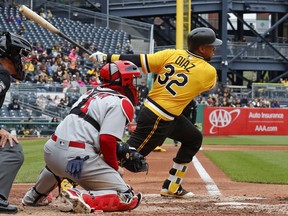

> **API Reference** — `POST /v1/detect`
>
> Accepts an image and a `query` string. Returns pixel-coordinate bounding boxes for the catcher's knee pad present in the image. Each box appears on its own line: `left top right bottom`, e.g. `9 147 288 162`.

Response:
166 162 188 193
82 190 142 212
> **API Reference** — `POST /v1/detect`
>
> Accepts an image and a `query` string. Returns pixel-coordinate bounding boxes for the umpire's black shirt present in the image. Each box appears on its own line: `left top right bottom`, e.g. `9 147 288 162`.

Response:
0 65 11 108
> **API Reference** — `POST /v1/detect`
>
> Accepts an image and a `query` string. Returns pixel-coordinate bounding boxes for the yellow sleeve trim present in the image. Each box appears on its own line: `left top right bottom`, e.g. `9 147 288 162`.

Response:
111 54 120 62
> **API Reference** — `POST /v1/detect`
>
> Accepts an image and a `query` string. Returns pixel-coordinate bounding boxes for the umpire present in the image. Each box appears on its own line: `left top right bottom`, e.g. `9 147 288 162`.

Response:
0 31 32 214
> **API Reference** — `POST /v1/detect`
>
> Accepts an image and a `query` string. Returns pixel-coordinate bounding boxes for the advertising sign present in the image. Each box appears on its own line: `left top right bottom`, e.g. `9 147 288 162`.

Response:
203 107 288 135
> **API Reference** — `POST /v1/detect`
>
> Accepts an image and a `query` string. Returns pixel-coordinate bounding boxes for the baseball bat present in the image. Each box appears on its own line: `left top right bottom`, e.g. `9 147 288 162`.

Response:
19 5 92 55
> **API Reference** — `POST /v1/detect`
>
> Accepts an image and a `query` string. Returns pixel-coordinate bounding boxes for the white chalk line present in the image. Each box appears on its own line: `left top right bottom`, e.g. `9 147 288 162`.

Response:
192 156 221 196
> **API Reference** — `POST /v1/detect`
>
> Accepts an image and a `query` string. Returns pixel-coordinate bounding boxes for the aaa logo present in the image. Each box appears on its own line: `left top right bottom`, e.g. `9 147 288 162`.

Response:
209 109 241 134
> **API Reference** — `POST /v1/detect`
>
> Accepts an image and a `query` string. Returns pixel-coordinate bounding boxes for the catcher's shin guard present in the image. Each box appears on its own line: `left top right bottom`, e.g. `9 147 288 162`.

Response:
22 167 57 206
22 187 53 206
34 167 58 195
82 190 142 212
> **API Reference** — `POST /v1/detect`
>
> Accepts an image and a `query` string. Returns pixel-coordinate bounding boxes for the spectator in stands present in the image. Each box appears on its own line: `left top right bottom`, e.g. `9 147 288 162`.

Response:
62 55 70 67
8 99 21 111
68 74 80 91
57 98 66 109
46 95 52 102
49 117 59 130
89 75 99 88
51 117 59 123
23 59 34 73
23 117 40 137
88 44 97 53
52 71 61 83
6 15 13 23
84 40 93 50
53 95 61 105
51 43 62 58
16 119 25 137
77 76 86 87
15 15 22 25
116 42 121 52
270 100 280 108
24 73 33 82
240 95 249 107
138 81 149 104
34 42 44 55
17 25 25 36
39 8 47 19
46 9 53 19
124 40 134 54
60 42 70 56
87 65 97 77
32 74 40 84
68 48 78 63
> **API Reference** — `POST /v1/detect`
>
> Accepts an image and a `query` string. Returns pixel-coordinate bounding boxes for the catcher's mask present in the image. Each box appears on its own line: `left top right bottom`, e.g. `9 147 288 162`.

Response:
100 60 141 105
0 31 32 80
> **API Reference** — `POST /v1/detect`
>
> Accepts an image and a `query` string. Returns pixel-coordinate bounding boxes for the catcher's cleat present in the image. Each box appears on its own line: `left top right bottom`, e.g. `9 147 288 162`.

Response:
61 179 74 191
160 185 194 198
61 188 91 213
153 146 166 152
22 188 53 206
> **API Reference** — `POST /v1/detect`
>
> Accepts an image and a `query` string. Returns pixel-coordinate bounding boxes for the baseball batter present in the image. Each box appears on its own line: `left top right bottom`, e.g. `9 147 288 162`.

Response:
22 60 143 213
90 27 222 198
0 31 32 214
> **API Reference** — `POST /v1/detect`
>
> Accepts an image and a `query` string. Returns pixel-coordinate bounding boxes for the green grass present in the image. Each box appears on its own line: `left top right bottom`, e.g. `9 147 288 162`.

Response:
164 136 288 145
14 136 288 184
203 151 288 184
202 135 288 145
15 138 48 183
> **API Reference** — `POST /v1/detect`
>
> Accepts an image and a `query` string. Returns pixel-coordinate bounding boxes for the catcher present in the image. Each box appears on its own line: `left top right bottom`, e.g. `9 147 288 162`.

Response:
22 60 147 213
90 27 222 198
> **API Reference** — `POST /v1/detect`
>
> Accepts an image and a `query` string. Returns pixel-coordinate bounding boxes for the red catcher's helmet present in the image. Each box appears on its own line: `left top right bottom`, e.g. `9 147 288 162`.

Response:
100 60 141 105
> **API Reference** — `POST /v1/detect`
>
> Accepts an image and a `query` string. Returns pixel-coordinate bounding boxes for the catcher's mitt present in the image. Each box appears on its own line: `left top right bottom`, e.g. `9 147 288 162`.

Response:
117 142 148 173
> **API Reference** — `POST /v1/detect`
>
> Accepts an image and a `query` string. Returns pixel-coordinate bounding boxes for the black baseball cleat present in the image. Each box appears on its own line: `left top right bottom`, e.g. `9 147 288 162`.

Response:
160 180 194 198
160 185 194 198
0 197 18 214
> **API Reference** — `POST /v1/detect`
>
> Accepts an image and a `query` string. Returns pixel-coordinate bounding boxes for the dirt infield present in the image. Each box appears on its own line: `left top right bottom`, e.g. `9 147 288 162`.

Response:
8 144 288 215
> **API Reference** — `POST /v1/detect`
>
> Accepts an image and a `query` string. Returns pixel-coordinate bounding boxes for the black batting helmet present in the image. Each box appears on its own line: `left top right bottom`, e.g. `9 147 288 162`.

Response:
187 27 222 52
0 31 32 80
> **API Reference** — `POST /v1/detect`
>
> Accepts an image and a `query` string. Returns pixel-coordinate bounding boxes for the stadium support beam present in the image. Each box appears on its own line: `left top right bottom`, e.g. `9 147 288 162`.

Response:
176 0 191 49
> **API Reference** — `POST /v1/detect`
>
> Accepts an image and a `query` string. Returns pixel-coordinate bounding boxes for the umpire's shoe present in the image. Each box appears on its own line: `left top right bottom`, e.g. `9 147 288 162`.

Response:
0 197 18 214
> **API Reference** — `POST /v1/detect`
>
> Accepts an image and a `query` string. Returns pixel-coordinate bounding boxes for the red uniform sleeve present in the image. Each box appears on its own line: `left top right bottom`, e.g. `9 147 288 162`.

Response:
99 134 119 171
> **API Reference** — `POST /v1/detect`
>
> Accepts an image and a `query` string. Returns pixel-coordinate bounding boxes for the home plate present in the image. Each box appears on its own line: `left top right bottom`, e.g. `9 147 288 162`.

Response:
215 202 260 206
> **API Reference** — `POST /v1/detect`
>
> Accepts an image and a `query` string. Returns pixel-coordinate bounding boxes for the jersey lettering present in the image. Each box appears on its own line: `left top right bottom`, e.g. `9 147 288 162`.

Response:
158 65 174 85
175 56 195 72
157 64 188 96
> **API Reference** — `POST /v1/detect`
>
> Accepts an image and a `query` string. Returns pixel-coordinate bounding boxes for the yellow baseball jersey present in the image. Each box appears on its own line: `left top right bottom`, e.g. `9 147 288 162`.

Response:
110 49 217 121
